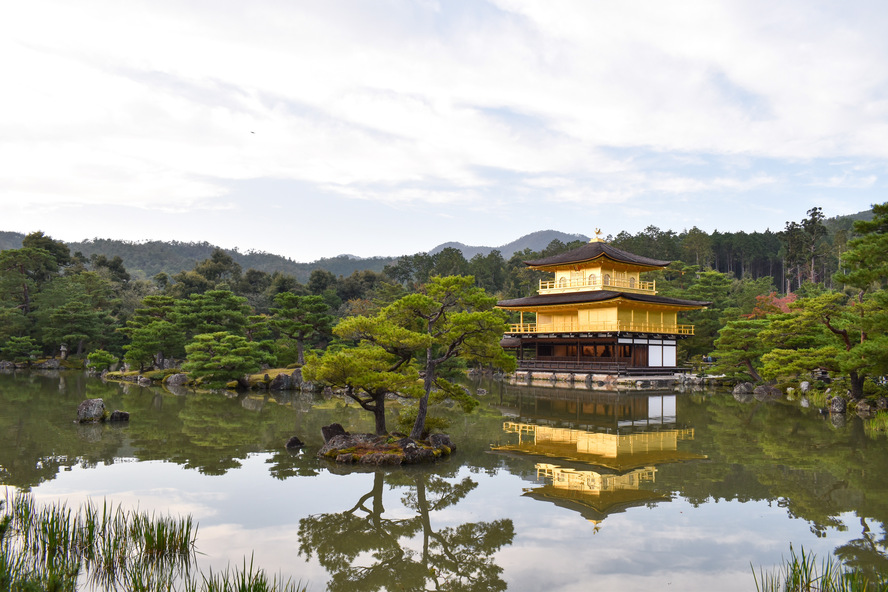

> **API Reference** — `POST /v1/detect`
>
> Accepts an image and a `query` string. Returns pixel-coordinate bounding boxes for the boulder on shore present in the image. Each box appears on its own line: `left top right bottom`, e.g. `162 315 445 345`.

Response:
753 384 782 401
165 373 188 386
269 372 292 390
321 423 348 443
829 396 847 414
855 399 876 419
732 382 754 395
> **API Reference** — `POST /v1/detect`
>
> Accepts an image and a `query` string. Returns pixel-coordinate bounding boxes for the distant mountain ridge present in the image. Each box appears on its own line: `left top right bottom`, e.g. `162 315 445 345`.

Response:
0 210 872 281
0 232 394 282
0 229 591 280
429 230 590 260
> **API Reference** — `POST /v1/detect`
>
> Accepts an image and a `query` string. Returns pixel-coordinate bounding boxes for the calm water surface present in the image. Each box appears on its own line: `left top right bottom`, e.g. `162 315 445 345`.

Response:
1 370 886 591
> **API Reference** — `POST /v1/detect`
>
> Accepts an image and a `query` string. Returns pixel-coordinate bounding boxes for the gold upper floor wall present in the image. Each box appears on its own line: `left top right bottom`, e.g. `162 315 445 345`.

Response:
542 264 657 295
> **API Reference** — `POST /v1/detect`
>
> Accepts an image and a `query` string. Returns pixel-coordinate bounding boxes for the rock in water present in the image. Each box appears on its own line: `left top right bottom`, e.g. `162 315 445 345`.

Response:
77 398 105 423
109 410 129 422
285 435 304 449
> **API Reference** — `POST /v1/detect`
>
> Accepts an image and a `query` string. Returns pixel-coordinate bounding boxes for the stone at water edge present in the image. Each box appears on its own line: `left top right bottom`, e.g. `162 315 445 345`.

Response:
829 396 847 414
165 373 188 386
732 382 754 395
429 433 457 453
77 398 105 423
321 423 348 443
269 373 291 390
854 400 876 419
109 410 130 422
753 384 782 401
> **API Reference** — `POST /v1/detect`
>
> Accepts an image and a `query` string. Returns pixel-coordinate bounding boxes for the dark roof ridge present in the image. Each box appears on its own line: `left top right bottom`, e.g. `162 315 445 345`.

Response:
497 290 710 309
524 241 670 268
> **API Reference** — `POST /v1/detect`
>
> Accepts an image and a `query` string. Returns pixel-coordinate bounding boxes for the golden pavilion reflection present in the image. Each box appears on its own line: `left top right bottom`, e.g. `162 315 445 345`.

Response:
499 422 701 471
494 413 707 523
528 463 667 521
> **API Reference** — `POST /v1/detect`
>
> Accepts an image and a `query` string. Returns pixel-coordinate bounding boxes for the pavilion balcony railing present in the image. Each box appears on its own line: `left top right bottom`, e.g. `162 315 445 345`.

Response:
516 359 628 373
507 321 695 335
538 277 656 295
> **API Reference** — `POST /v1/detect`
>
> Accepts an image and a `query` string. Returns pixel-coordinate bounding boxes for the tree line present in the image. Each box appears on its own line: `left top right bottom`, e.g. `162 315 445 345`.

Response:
711 203 888 399
0 204 885 427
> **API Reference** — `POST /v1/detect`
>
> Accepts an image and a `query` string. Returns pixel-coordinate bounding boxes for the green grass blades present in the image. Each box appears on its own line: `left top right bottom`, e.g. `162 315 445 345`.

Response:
0 492 306 591
752 545 888 592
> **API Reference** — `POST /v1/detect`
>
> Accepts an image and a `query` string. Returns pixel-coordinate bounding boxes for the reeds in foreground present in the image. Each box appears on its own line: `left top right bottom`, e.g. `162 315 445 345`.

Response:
0 492 307 592
752 545 888 592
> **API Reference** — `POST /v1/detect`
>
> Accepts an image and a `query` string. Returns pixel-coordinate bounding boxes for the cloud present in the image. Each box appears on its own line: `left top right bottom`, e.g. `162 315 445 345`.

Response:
0 0 886 258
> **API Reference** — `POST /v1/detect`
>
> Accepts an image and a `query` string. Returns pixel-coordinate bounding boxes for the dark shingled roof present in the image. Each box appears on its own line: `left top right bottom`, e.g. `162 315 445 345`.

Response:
525 241 670 269
497 290 709 309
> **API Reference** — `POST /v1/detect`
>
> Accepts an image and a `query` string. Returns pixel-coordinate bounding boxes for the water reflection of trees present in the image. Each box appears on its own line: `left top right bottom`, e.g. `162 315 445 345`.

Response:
834 517 888 583
483 379 888 576
298 470 514 592
0 372 339 487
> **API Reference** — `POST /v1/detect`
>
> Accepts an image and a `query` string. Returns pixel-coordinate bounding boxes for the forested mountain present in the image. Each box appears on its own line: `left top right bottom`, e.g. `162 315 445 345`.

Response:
0 232 25 251
0 233 393 283
0 210 870 285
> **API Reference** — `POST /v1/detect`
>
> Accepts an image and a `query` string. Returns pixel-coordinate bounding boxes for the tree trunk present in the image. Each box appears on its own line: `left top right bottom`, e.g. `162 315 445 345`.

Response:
373 393 387 435
410 349 435 440
850 371 865 400
744 359 763 383
416 476 432 573
297 338 305 366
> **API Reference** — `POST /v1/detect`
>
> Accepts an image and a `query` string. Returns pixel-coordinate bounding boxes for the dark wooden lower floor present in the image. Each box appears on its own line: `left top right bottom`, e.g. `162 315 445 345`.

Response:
514 359 691 376
503 332 688 375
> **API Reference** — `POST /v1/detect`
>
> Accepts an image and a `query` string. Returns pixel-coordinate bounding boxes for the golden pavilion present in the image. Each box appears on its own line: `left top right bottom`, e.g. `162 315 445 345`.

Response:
496 235 709 374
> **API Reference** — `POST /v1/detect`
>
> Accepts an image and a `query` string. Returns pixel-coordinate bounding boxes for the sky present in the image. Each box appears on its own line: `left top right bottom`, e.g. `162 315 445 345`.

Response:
2 1 887 262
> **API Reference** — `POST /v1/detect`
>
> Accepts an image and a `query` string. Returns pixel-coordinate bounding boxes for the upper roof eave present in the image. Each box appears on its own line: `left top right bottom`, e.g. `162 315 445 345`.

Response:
524 241 671 270
496 290 710 310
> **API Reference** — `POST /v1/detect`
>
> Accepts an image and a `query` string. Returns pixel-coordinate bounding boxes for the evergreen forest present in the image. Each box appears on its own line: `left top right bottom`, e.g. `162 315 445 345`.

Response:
1 204 886 407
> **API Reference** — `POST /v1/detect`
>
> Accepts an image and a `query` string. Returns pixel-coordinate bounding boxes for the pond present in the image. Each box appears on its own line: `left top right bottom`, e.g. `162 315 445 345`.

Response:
1 370 887 591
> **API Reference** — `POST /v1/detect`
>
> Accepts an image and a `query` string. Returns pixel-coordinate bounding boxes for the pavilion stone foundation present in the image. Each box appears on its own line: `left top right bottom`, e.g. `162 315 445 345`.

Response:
506 371 685 391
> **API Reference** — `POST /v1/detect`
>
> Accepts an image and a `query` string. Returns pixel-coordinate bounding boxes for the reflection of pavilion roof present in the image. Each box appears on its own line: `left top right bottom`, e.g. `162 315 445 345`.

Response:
492 422 706 471
524 486 667 521
524 463 670 518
